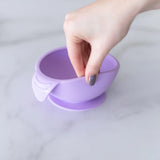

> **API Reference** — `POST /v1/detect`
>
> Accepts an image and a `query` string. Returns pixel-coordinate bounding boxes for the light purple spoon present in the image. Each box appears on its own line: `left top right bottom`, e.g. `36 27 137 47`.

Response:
32 47 120 111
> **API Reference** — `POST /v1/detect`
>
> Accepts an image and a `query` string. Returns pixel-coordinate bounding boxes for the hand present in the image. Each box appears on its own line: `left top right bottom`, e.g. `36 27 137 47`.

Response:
63 0 159 85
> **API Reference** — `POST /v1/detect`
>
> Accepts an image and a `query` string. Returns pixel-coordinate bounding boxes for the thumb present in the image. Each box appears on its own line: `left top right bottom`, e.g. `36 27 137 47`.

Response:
85 44 108 86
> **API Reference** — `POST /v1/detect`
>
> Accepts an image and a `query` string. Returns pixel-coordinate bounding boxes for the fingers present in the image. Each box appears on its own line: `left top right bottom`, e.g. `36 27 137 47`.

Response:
81 41 91 69
63 15 87 77
85 41 109 85
66 37 85 77
64 13 109 85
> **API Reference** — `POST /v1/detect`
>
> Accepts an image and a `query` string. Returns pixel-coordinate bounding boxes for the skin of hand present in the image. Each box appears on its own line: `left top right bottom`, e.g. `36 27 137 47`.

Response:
63 0 160 85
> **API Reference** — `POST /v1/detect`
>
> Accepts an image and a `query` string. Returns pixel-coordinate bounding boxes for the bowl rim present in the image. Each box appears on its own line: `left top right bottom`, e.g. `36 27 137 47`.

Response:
35 47 120 83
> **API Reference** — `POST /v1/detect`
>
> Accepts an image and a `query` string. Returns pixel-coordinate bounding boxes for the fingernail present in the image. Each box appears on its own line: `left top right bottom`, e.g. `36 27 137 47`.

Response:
89 75 96 86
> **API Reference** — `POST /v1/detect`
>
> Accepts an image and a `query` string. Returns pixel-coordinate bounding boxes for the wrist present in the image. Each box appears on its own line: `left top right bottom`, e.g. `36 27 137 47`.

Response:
97 0 143 18
138 0 160 12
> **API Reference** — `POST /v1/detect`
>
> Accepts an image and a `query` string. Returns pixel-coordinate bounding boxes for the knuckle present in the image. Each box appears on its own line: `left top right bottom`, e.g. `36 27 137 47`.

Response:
87 63 100 74
65 13 72 21
63 13 76 33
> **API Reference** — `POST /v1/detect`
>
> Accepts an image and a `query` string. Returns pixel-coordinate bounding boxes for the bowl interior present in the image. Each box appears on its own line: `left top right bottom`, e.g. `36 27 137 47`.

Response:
39 48 117 80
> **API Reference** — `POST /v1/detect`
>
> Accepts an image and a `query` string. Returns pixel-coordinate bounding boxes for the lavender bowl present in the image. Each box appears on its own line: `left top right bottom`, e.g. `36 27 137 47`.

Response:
32 47 120 111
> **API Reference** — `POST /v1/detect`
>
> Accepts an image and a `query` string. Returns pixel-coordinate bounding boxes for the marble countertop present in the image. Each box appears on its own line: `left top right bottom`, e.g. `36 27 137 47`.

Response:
0 0 160 160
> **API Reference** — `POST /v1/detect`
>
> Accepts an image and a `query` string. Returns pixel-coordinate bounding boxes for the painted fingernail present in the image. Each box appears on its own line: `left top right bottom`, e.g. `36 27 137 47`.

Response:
89 75 96 86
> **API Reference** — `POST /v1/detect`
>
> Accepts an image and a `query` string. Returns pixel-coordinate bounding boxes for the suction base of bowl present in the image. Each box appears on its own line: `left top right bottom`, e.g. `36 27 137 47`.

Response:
48 92 106 111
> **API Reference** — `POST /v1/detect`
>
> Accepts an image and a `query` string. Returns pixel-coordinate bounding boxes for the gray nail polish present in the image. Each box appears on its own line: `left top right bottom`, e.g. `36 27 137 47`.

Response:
89 75 96 86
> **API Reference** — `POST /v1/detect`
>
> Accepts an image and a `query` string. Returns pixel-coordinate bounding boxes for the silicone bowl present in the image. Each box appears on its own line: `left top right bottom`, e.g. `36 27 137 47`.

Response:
32 47 120 111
